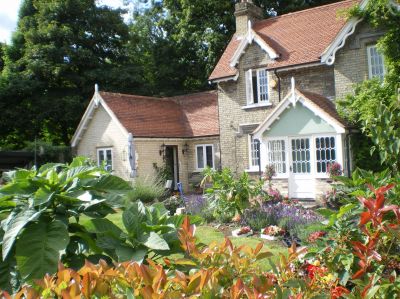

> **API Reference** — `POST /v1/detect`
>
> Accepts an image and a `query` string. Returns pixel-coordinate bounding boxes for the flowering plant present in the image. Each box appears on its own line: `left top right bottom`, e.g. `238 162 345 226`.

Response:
262 225 285 236
327 162 342 178
264 164 276 187
237 226 252 235
308 231 327 243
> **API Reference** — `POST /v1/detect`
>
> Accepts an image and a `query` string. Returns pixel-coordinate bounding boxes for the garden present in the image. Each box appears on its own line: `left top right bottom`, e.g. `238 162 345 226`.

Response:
0 156 399 298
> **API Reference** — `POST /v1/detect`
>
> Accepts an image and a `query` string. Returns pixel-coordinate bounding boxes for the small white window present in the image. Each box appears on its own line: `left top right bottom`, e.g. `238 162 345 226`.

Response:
267 139 286 175
97 148 113 171
245 68 269 105
196 145 214 170
367 45 385 80
249 136 260 169
315 136 336 173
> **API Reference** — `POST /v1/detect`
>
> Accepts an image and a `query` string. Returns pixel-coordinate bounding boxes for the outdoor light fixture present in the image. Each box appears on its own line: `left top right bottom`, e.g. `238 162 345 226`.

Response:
182 143 189 155
159 143 166 157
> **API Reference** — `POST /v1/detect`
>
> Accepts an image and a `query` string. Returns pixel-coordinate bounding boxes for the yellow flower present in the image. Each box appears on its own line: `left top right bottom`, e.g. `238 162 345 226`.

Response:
312 260 320 266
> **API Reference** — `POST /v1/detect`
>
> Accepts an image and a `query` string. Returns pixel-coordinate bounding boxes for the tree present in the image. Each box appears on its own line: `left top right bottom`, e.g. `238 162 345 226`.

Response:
0 0 141 147
0 43 5 72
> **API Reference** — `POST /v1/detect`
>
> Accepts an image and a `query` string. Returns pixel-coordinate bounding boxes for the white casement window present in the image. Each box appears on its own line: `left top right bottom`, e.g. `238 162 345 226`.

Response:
245 68 269 105
315 136 336 174
367 45 385 80
97 148 113 171
249 136 260 169
196 144 214 170
267 139 287 175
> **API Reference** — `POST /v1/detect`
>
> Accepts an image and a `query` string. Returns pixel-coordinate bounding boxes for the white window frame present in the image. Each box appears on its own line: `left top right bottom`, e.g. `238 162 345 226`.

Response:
195 144 214 171
248 135 260 171
97 147 113 171
312 133 343 179
367 45 385 80
265 137 289 178
263 134 344 179
244 68 271 109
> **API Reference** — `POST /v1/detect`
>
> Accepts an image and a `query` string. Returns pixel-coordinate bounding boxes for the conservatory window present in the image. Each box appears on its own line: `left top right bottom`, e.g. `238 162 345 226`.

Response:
315 137 336 173
267 139 286 174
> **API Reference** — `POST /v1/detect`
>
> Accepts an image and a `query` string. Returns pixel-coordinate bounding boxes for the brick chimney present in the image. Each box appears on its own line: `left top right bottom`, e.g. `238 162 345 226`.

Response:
235 0 264 36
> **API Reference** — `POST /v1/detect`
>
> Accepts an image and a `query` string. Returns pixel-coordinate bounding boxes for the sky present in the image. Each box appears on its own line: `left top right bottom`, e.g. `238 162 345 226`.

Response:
0 0 127 44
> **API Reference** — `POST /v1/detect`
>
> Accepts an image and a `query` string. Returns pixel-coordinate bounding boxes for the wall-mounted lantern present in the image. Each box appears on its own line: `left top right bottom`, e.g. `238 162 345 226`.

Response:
182 143 189 155
159 143 166 158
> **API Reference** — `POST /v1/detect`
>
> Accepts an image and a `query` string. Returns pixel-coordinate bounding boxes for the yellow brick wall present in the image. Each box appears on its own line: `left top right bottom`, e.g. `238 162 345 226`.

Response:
75 105 131 181
334 21 384 99
134 137 220 192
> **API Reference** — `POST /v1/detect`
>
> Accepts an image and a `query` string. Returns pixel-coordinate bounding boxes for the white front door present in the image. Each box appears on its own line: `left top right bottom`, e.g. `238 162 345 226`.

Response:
289 137 315 198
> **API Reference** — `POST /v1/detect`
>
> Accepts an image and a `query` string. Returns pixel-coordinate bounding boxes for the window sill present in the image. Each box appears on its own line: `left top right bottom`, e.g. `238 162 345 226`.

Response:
242 102 272 110
245 169 261 173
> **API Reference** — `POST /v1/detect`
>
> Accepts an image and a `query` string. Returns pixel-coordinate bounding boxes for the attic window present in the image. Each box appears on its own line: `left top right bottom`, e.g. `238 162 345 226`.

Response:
245 69 269 105
367 45 385 80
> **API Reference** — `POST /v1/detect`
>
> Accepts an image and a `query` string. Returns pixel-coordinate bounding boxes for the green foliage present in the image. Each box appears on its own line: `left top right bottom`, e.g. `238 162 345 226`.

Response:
126 176 166 203
202 167 263 217
84 200 202 263
0 157 132 290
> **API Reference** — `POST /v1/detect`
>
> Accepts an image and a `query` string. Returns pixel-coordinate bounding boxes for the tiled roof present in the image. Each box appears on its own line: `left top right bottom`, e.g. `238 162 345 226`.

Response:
209 0 359 81
100 91 219 138
298 90 348 127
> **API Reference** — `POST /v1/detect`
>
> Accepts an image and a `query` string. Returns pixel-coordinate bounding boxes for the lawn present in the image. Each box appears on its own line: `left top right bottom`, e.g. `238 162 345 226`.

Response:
84 212 287 271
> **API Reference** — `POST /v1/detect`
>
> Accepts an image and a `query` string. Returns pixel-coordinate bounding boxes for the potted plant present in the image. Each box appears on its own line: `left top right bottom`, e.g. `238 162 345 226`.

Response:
232 226 252 237
260 225 285 240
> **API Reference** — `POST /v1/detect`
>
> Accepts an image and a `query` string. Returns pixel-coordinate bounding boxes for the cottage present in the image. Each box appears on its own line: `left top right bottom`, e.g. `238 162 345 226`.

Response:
209 0 385 199
71 89 219 191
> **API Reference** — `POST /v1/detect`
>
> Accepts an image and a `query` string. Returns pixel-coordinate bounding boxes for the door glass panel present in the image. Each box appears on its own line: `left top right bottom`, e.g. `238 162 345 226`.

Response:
291 138 311 174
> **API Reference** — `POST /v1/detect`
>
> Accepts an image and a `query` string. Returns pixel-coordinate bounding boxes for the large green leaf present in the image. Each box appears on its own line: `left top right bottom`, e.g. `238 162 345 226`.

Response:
140 232 169 251
16 220 69 281
0 255 17 293
84 218 123 237
123 201 146 237
2 209 42 260
91 175 132 192
115 245 147 262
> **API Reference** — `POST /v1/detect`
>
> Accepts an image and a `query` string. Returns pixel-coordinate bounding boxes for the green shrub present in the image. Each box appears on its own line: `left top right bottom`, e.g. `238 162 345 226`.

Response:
0 157 133 290
241 208 275 231
127 176 165 203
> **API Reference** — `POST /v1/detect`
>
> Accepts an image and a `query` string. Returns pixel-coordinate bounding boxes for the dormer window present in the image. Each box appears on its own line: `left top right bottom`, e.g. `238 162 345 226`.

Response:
245 69 270 106
367 45 385 80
